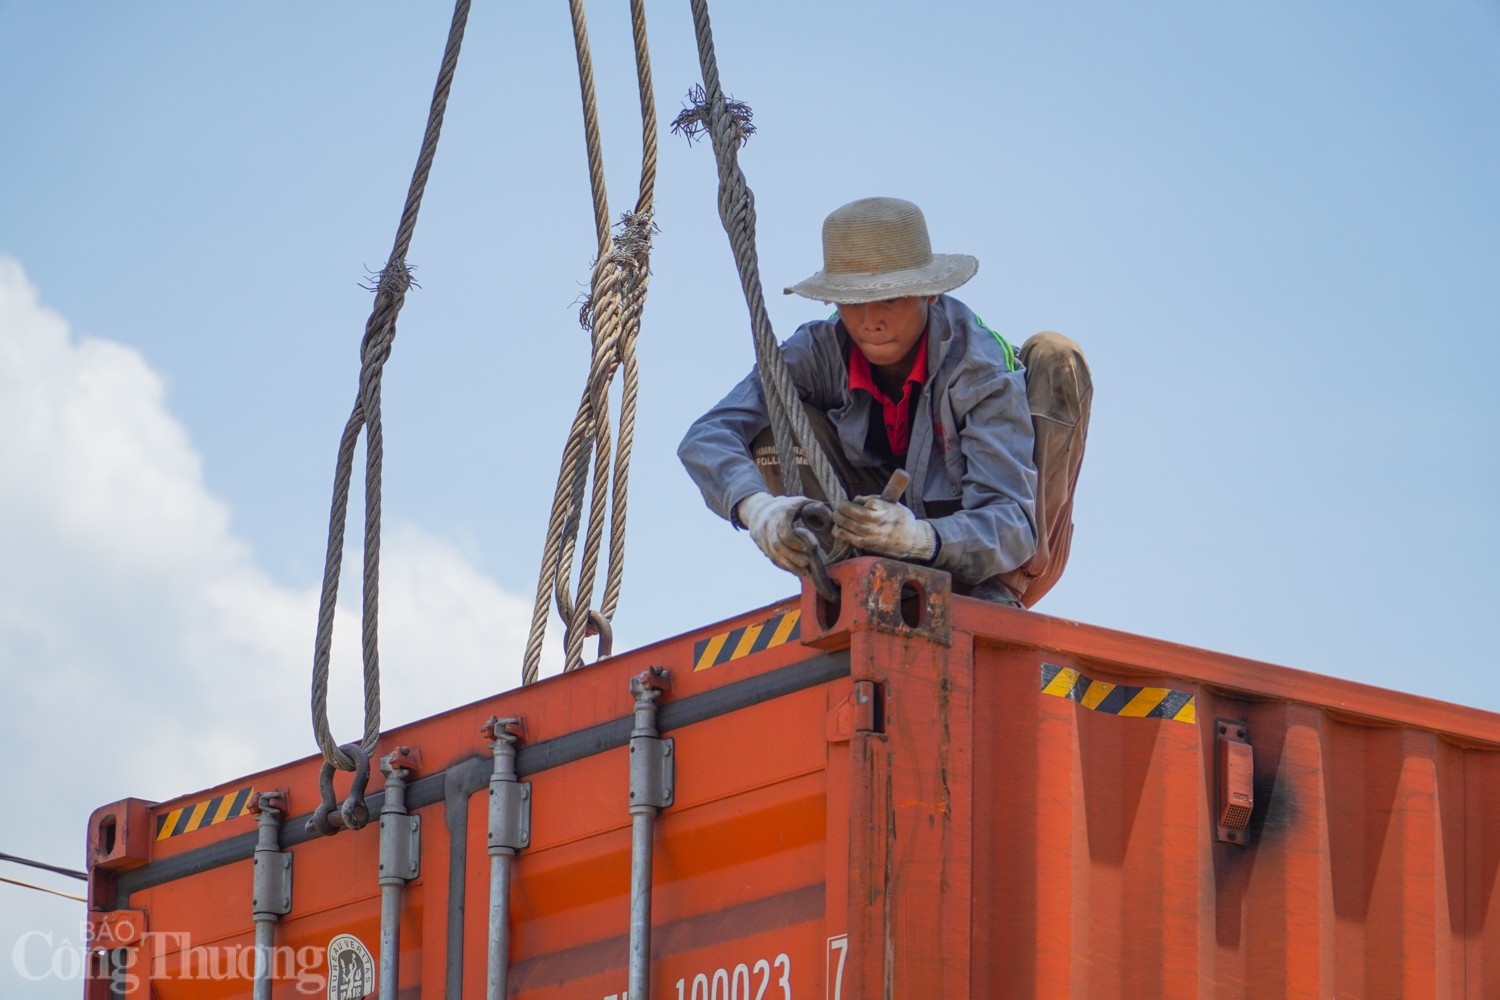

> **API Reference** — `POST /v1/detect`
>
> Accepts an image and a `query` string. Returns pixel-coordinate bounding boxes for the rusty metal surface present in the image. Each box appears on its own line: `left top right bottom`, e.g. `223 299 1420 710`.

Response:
802 555 953 648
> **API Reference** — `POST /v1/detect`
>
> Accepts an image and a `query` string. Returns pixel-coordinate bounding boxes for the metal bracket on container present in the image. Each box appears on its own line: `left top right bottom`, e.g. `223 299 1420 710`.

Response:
630 736 675 810
379 748 422 884
826 679 883 743
379 814 420 880
629 669 675 811
1215 720 1254 845
484 718 531 853
250 792 292 918
491 780 532 851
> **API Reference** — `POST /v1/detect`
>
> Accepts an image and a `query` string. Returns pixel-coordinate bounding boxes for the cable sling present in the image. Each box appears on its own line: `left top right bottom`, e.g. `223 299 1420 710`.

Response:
310 0 473 772
672 0 846 508
523 0 659 682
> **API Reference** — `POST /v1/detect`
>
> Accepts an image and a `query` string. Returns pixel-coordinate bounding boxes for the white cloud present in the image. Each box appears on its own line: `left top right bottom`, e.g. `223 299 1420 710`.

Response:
0 258 555 997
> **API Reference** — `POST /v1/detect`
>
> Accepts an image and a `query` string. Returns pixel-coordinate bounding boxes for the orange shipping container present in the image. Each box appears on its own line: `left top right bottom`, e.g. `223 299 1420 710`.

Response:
84 557 1500 999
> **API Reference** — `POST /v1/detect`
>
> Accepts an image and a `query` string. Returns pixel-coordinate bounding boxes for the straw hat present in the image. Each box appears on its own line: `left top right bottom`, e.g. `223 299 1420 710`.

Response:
784 197 978 304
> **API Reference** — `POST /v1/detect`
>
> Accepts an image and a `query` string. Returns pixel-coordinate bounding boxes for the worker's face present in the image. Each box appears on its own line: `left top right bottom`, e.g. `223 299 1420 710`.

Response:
837 296 935 370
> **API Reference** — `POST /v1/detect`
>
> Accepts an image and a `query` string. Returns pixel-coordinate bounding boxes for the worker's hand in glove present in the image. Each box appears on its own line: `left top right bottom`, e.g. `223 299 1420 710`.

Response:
737 492 813 575
832 495 938 562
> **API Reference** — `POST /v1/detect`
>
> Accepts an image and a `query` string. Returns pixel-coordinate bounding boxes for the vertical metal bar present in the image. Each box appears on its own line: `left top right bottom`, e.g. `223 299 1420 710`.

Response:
484 718 530 1000
378 748 421 1000
488 852 514 998
379 882 402 998
250 792 290 1000
628 810 655 998
443 758 490 1000
627 668 673 1000
252 919 275 1000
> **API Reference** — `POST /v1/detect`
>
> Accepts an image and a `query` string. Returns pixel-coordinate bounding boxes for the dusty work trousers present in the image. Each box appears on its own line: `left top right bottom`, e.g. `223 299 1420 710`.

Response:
752 331 1092 608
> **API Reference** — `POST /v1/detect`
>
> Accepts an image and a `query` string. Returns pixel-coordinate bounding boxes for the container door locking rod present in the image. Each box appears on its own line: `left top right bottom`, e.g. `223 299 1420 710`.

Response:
483 718 530 1000
378 747 422 998
628 667 674 1000
250 792 292 1000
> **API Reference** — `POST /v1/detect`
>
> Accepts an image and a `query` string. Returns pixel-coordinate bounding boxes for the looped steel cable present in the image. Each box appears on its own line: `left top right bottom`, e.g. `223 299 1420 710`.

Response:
310 0 473 772
523 0 658 682
673 0 847 511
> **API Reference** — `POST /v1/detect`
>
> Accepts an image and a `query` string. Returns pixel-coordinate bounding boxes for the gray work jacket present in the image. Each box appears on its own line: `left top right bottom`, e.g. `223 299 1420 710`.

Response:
678 295 1039 584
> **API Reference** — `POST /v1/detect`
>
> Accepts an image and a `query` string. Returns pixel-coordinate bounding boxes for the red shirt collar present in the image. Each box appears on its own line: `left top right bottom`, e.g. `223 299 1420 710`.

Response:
847 333 929 457
847 333 929 396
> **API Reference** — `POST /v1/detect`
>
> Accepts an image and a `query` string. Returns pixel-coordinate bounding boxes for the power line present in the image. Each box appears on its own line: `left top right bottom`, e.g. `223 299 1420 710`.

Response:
0 850 87 881
0 875 85 903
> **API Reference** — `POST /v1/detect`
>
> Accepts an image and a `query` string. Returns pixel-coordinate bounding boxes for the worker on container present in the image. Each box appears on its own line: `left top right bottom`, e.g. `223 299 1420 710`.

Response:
678 196 1091 607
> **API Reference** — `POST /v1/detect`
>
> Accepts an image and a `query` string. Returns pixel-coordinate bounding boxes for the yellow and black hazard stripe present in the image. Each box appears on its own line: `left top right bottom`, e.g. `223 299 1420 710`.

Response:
155 787 257 841
1040 663 1196 724
693 609 801 671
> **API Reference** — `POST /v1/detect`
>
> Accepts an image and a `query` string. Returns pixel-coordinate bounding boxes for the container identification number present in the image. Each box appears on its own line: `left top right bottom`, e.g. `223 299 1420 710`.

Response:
674 953 791 1000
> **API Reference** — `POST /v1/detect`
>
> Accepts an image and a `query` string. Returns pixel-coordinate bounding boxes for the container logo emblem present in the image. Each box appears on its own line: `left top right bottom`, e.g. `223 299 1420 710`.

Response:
327 934 374 1000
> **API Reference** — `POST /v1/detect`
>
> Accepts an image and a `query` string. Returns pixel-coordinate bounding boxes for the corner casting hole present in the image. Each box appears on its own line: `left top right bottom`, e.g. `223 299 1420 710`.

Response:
99 815 117 856
900 582 925 628
816 593 840 631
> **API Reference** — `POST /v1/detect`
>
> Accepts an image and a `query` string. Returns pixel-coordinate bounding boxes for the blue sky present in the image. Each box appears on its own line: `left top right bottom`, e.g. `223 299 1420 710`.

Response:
2 1 1497 993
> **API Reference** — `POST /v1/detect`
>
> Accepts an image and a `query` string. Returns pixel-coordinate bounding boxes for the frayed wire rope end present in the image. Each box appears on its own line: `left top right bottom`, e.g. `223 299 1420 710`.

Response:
359 259 421 296
670 84 755 147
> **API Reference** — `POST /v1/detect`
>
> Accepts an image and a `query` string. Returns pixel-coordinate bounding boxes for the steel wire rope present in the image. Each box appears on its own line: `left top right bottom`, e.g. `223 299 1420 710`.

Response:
310 0 473 772
674 0 846 509
601 0 657 635
522 0 658 682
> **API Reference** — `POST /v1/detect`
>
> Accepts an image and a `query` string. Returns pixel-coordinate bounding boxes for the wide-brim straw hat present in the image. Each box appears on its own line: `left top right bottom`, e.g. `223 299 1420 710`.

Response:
784 196 978 304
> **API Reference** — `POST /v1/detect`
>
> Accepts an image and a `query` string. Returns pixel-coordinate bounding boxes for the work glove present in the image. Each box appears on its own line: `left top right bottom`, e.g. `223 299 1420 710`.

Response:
737 492 813 575
831 495 938 562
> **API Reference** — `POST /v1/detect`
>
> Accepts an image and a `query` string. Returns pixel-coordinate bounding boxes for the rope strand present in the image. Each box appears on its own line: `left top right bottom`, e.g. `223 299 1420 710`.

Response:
310 0 473 771
523 0 659 681
676 0 846 507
